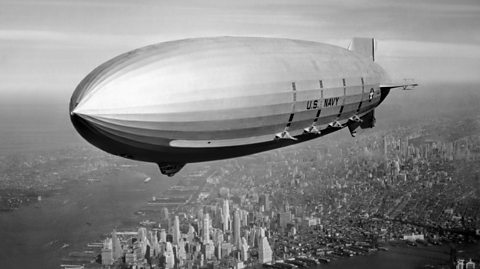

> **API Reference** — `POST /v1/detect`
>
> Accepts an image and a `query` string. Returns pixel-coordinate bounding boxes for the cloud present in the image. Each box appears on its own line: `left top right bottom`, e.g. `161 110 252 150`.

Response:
376 40 480 83
378 39 480 59
1 0 138 8
0 30 68 41
0 29 167 49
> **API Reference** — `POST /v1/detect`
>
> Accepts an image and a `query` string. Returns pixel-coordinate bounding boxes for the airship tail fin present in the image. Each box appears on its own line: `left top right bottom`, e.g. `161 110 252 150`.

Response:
348 37 376 61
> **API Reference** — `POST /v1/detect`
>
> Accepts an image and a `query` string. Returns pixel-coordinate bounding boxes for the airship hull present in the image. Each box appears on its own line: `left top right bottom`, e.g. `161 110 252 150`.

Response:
70 37 390 175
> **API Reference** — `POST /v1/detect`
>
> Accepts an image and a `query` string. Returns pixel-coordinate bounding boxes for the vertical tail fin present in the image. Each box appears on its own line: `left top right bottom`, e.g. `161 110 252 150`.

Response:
348 37 376 61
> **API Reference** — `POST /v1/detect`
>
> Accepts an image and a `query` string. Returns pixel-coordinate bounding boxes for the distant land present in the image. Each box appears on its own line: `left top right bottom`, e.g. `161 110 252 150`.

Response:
0 102 82 155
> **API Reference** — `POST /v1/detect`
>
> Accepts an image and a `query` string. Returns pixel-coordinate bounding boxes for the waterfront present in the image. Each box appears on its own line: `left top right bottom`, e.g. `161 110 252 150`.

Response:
322 245 450 269
0 165 179 268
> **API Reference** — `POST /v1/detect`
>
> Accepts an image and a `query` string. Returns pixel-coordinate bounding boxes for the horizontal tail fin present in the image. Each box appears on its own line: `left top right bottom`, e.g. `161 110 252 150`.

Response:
380 79 418 91
348 37 376 61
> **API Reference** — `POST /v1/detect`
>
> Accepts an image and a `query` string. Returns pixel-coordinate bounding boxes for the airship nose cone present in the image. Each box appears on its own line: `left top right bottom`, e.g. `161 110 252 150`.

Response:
69 78 134 161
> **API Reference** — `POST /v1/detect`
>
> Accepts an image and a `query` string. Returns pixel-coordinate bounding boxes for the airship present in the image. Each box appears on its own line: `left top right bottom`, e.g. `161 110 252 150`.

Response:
70 37 416 176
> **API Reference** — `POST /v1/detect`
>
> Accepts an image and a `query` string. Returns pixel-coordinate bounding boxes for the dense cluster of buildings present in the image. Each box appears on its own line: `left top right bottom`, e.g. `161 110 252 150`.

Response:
100 198 274 269
73 116 480 269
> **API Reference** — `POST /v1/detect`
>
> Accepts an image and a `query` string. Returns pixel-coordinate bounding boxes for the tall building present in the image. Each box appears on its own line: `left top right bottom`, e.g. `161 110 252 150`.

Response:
163 207 169 220
234 209 241 248
216 242 222 259
259 227 265 238
112 230 122 261
223 199 230 232
215 229 224 246
138 227 148 257
260 194 270 211
249 228 256 247
384 135 388 157
165 242 175 269
200 254 205 267
258 236 272 264
160 228 167 243
284 200 290 212
240 237 249 262
197 207 204 222
150 230 160 256
101 238 114 266
466 259 475 269
178 239 187 264
393 159 400 176
203 213 210 243
204 240 215 260
240 209 248 227
187 224 196 243
173 215 180 245
197 207 204 235
278 211 291 229
221 242 233 258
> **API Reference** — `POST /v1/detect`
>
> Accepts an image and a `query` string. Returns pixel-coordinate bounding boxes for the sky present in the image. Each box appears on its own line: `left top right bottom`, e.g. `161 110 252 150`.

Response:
1 0 480 104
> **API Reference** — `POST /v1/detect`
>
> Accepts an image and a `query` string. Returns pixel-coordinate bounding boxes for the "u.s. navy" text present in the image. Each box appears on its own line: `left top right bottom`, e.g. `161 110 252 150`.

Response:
306 97 340 110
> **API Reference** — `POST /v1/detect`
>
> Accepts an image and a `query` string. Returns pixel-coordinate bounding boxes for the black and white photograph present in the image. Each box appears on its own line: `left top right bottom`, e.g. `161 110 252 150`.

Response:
1 0 479 268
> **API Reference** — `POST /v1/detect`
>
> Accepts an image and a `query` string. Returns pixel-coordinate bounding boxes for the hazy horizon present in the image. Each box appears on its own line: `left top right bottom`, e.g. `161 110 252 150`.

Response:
1 82 478 156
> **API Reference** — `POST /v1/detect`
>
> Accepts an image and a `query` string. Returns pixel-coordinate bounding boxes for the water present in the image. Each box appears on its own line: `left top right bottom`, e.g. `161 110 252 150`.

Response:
0 165 174 268
321 245 451 269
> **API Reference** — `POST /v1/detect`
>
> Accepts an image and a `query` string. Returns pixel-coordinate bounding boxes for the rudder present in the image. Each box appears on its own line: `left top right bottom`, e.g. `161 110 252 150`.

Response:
348 37 376 61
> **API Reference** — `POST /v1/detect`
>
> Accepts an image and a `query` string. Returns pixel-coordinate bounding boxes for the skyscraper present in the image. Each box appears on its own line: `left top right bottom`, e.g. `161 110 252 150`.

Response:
159 228 167 243
163 207 171 231
177 239 187 264
173 215 180 245
203 213 210 243
234 209 241 248
204 241 215 260
258 235 272 264
465 259 475 269
223 199 230 232
249 228 256 247
165 242 175 269
384 135 388 157
240 237 249 262
278 211 291 230
163 207 169 220
187 224 196 243
150 230 160 256
221 242 233 258
284 200 290 212
197 206 204 235
260 194 270 211
101 238 114 266
112 229 122 261
138 227 148 257
241 209 248 227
